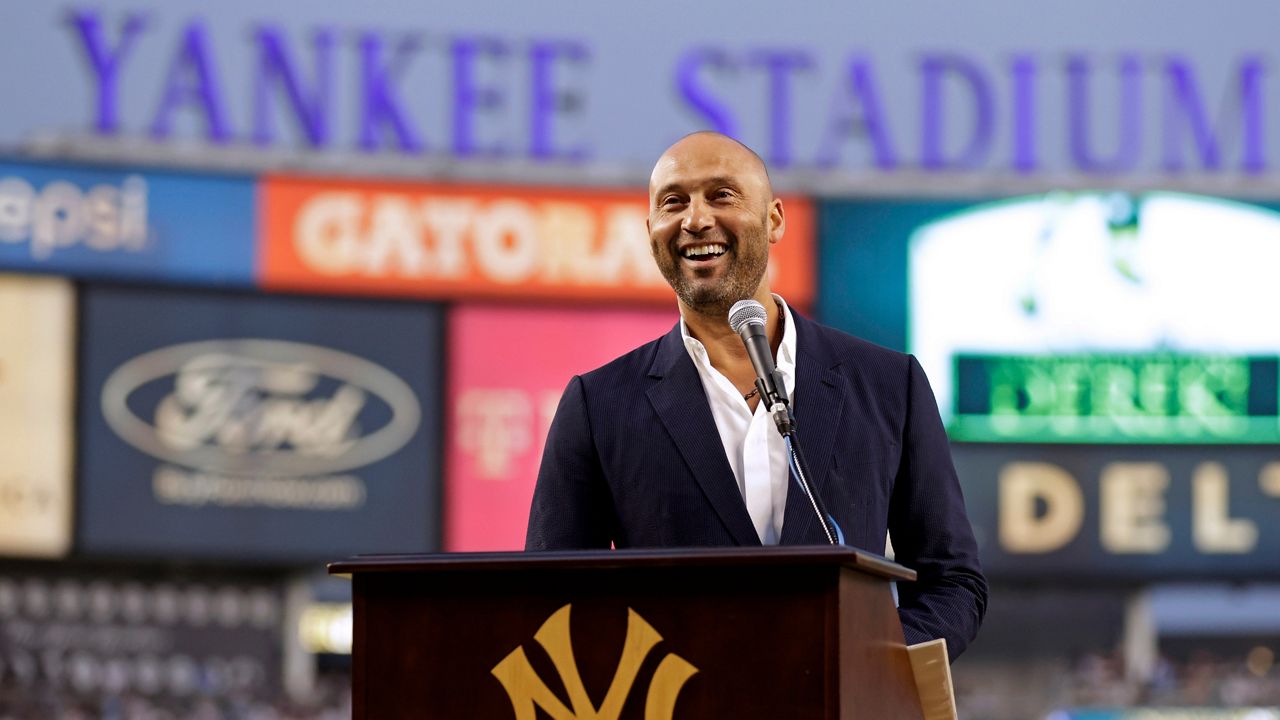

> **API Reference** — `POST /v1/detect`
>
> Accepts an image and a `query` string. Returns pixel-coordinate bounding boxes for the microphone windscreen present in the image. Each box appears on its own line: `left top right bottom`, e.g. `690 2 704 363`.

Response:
728 299 767 333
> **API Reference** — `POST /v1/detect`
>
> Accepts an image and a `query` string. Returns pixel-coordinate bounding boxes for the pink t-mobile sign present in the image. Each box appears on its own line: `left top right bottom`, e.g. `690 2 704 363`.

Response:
446 305 676 551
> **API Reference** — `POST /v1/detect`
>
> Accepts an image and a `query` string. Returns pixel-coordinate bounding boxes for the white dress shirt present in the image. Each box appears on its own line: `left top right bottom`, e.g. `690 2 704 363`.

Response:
680 294 796 545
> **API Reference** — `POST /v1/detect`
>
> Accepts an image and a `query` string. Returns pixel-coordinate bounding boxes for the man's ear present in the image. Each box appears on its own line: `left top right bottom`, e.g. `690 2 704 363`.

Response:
769 198 785 244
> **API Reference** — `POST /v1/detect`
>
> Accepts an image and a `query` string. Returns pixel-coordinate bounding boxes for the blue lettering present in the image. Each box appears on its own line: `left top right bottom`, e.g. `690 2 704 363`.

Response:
358 33 424 152
748 49 812 169
920 53 995 170
816 55 897 170
451 36 510 158
1240 57 1266 173
1163 56 1266 173
67 10 148 135
1067 54 1142 174
675 47 739 136
1011 54 1037 173
1163 57 1223 171
529 40 591 161
149 21 232 143
252 25 336 147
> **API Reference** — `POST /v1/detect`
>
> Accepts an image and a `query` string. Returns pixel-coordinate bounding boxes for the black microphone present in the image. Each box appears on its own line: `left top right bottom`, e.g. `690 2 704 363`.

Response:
728 299 792 433
728 299 842 545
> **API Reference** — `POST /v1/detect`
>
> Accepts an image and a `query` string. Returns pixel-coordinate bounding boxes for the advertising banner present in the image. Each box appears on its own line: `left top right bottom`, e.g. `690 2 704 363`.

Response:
78 285 441 561
956 443 1280 579
0 160 256 286
0 274 75 558
260 175 815 307
445 305 676 551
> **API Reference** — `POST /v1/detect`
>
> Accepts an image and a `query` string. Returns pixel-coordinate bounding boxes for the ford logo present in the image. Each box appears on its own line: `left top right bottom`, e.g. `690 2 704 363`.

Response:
101 339 420 476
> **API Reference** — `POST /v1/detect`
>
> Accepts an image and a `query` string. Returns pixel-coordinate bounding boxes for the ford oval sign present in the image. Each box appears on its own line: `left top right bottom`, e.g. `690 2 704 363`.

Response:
100 339 421 477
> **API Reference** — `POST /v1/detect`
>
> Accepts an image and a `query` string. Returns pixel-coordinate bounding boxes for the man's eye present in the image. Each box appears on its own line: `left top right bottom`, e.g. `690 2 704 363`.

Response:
714 189 734 199
662 196 684 206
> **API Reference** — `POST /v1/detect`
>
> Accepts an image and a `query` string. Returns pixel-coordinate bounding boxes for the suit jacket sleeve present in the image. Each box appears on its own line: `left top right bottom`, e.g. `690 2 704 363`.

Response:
889 355 988 661
525 375 615 550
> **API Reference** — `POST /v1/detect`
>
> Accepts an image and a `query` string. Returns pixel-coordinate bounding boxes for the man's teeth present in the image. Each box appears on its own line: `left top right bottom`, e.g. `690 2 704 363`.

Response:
681 244 727 258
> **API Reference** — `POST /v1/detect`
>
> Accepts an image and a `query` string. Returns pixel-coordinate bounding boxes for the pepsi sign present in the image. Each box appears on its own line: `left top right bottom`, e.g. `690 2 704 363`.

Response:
0 160 255 286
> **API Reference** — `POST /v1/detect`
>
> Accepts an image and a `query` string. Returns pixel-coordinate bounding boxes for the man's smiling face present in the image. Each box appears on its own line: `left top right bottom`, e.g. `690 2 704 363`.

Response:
647 133 783 319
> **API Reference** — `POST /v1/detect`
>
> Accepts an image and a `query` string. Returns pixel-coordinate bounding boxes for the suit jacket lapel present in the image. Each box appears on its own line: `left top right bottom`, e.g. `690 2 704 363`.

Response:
646 324 761 547
779 313 846 545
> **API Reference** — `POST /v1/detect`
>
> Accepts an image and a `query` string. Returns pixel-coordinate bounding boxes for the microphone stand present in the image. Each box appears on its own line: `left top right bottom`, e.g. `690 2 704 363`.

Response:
756 370 844 546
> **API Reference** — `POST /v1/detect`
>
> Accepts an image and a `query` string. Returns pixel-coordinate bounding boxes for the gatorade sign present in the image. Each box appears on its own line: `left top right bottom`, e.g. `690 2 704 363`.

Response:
259 175 815 305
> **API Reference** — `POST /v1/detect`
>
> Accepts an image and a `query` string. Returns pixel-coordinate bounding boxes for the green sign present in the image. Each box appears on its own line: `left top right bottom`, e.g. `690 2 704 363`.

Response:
952 354 1280 443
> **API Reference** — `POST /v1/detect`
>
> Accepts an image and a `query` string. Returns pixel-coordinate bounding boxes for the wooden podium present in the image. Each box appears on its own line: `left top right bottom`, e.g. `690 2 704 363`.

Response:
329 546 925 719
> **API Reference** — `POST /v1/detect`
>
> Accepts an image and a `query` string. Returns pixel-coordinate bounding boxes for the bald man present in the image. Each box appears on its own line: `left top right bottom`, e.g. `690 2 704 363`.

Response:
526 132 987 661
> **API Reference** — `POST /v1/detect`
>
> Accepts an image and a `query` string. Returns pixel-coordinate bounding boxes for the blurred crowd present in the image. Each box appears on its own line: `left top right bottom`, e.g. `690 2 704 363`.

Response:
0 673 349 720
4 648 1278 719
956 648 1280 719
1069 650 1279 708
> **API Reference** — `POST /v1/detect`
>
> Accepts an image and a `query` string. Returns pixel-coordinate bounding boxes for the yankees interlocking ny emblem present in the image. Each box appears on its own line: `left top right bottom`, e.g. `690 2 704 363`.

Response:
491 604 699 720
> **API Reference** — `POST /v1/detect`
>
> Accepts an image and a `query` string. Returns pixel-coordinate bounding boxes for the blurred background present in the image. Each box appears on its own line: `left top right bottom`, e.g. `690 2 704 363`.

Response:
1 1 1278 718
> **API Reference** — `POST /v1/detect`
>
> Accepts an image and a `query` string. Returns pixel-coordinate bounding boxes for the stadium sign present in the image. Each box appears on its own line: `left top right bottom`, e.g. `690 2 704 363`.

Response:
2 3 1274 180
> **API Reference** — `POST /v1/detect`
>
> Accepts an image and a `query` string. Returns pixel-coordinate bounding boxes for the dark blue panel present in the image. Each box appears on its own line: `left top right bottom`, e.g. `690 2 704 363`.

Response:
956 443 1280 580
78 285 441 562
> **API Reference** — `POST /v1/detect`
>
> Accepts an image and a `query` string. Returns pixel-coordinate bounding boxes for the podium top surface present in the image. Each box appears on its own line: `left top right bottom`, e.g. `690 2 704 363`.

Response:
328 545 916 582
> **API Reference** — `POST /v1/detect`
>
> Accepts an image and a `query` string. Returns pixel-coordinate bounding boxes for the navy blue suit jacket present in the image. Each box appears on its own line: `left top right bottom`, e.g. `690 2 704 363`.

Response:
526 311 987 660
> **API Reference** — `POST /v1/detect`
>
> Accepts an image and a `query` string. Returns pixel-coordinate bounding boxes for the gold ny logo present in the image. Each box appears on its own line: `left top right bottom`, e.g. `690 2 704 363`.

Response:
491 604 699 720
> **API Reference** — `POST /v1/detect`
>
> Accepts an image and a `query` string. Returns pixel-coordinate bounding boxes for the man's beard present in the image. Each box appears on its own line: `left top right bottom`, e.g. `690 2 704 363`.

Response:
653 220 770 320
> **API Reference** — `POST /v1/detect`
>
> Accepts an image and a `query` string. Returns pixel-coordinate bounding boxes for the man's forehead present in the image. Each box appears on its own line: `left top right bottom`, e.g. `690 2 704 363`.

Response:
649 134 769 194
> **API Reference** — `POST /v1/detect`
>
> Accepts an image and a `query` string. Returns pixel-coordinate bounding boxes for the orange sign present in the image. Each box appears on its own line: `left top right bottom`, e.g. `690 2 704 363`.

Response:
259 175 815 305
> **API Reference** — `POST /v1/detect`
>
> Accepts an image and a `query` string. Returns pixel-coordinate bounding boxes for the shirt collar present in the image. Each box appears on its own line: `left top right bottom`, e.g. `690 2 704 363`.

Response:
680 294 798 377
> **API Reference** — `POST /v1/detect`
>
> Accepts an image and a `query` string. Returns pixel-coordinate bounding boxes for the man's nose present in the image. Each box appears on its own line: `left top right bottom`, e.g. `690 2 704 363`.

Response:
681 198 714 235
